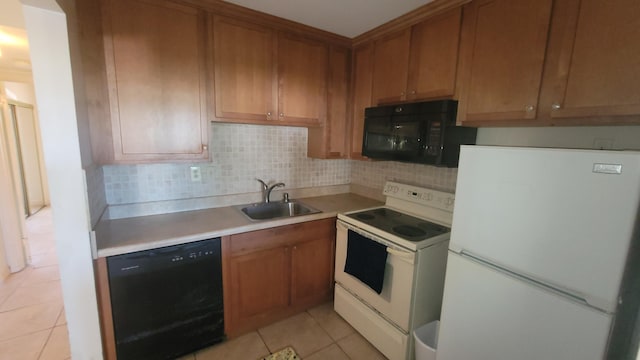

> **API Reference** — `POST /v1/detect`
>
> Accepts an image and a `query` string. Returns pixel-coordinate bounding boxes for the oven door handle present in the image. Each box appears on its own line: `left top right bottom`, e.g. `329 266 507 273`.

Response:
386 247 415 265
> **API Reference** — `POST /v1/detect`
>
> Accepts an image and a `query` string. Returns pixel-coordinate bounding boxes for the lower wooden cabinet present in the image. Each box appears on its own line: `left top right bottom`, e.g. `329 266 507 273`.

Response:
223 218 336 337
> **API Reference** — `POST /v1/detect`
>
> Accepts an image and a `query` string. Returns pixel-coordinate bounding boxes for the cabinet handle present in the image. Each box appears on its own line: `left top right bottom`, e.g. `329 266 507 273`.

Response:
410 90 416 95
266 112 272 120
279 113 284 117
525 105 535 112
293 246 297 251
400 91 405 96
551 103 561 110
202 145 208 151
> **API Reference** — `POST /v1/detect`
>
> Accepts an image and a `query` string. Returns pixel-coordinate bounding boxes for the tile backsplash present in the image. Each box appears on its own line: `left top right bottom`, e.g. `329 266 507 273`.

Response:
99 123 459 219
350 160 458 197
104 123 351 206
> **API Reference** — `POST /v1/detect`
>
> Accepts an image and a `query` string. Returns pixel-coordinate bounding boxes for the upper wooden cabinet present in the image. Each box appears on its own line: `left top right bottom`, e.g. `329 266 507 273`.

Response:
101 0 209 162
212 16 276 123
407 8 462 101
350 44 374 159
370 8 462 106
308 46 350 159
371 29 411 105
212 16 328 126
456 0 553 124
277 34 328 124
458 0 640 126
540 0 640 124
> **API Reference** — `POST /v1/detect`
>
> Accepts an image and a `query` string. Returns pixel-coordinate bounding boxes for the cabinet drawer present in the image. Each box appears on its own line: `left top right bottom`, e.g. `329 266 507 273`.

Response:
229 218 335 255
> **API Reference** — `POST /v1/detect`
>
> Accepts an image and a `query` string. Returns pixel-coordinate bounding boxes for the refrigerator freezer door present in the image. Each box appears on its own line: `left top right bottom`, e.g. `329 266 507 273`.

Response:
437 253 613 360
451 146 640 312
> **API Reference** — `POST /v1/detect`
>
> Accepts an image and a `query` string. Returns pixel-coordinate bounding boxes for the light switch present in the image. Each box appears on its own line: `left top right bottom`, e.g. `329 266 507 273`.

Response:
190 166 201 182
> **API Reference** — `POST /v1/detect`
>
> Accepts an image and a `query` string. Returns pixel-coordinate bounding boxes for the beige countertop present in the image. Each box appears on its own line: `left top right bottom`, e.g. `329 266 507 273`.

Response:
93 193 382 258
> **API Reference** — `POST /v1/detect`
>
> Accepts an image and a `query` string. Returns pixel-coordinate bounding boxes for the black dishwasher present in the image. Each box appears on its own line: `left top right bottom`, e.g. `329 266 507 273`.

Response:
107 238 224 360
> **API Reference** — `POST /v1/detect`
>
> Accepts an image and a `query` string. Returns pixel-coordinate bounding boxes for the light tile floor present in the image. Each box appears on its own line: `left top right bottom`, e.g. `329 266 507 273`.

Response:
0 207 386 360
0 207 70 360
185 303 387 360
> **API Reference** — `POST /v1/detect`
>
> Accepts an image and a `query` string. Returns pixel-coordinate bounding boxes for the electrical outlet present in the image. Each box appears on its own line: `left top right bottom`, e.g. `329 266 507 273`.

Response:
593 138 614 150
190 166 201 182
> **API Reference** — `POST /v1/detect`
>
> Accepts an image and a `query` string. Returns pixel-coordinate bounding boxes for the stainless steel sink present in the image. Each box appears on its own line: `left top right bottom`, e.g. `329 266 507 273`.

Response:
237 201 321 221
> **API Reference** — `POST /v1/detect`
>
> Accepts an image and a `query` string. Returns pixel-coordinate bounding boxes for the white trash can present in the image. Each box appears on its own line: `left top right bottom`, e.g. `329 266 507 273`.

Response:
413 320 439 360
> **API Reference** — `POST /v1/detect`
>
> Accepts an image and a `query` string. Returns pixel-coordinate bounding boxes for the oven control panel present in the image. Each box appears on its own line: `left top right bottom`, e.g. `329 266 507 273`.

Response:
383 181 455 212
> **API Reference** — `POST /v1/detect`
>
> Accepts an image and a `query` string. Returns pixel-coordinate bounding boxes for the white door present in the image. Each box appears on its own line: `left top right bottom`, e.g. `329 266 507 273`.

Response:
451 145 640 312
12 104 46 215
437 253 612 360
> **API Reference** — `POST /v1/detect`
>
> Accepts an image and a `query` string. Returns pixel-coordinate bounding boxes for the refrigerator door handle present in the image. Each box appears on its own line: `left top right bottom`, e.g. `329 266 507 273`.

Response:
458 250 607 314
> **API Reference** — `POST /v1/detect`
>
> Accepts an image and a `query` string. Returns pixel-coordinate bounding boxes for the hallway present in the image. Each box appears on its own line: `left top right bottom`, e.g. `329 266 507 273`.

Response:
0 208 70 359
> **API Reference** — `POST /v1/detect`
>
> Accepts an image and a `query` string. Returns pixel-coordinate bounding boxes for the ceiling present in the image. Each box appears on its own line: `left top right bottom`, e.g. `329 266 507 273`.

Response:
0 26 31 73
222 0 435 38
0 0 30 75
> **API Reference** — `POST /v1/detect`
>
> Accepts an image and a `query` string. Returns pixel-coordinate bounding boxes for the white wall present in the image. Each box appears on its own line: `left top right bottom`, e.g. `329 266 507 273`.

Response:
22 1 103 358
0 0 25 29
3 81 36 104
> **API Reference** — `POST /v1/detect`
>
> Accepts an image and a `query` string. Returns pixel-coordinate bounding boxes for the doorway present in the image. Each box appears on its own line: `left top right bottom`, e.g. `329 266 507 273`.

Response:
7 100 46 216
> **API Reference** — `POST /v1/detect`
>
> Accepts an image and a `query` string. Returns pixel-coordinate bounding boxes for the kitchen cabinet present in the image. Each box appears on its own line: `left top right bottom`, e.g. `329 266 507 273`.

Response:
290 235 335 305
223 218 335 337
458 0 640 126
456 0 553 124
212 16 328 126
101 0 209 162
407 8 462 101
371 29 411 105
539 0 640 124
350 44 374 160
308 46 350 159
212 16 276 123
370 8 462 106
278 33 328 124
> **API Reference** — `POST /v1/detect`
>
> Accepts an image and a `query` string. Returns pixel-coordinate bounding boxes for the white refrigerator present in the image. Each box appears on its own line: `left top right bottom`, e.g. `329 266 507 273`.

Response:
437 146 640 360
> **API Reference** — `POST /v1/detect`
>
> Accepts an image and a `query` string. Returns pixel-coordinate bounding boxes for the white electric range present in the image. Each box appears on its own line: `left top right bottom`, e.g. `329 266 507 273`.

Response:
334 181 455 360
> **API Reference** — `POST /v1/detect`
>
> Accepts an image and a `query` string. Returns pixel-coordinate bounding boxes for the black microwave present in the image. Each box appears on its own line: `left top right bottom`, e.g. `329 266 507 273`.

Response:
362 100 477 167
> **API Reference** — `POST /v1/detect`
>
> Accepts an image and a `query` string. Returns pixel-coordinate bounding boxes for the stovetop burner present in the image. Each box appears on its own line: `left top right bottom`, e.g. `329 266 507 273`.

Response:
356 213 375 220
345 207 449 242
393 225 427 237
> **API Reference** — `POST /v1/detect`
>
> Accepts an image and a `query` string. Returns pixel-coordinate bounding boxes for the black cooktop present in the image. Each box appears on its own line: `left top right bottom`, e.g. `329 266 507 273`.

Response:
345 207 449 242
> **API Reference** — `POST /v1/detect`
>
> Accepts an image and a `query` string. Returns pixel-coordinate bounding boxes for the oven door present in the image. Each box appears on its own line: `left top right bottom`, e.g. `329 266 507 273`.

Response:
335 220 416 331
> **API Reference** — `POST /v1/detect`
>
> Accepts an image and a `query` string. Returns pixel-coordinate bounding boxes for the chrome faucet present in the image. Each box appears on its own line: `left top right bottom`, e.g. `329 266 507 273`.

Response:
256 179 285 203
266 182 285 203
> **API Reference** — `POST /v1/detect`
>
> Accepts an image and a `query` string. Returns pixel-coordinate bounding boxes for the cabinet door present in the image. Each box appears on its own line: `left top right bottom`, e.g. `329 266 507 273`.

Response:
213 16 277 123
407 8 462 101
371 30 411 105
457 0 553 124
278 34 328 125
291 235 335 307
544 0 640 122
103 0 208 162
350 44 373 159
308 46 350 159
227 246 290 333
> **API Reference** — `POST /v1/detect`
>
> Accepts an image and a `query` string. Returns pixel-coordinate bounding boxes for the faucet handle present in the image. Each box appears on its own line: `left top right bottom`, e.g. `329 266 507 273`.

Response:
282 193 290 203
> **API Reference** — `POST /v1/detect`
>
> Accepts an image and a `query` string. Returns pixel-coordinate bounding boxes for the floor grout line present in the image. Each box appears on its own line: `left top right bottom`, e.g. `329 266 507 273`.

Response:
36 326 55 360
